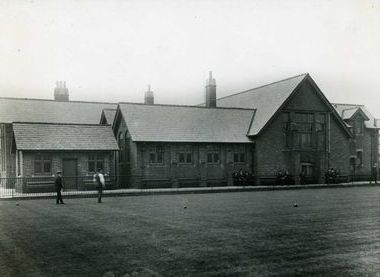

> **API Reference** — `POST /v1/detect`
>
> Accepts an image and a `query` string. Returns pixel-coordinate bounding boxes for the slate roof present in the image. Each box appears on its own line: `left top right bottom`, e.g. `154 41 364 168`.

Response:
332 103 378 129
100 109 117 125
13 122 119 151
118 103 255 143
217 73 307 136
0 97 117 124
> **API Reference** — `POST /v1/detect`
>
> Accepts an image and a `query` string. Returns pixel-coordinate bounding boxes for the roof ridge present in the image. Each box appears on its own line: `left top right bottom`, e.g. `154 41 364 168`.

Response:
342 107 359 111
216 73 308 101
332 102 365 107
119 102 256 111
0 96 117 105
13 121 111 127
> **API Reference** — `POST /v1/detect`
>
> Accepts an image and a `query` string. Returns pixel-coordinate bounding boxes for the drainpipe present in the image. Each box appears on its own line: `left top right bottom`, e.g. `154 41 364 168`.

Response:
327 112 331 170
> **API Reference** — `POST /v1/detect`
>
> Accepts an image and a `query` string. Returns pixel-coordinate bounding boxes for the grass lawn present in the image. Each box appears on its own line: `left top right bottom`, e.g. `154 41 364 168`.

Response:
0 187 379 277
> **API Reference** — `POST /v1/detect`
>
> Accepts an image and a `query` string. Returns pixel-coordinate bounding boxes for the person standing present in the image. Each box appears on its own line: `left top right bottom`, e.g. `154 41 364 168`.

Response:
95 169 105 203
55 171 64 205
372 163 378 184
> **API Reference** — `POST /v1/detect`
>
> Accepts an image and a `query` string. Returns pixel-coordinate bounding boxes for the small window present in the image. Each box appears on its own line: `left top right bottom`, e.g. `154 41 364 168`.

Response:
233 153 245 163
355 121 363 135
34 154 51 174
281 112 290 131
316 114 326 132
178 152 192 164
149 147 164 164
207 152 219 164
88 155 104 172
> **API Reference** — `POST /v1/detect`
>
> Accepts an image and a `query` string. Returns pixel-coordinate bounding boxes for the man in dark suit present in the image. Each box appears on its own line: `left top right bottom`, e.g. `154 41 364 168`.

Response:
55 171 64 204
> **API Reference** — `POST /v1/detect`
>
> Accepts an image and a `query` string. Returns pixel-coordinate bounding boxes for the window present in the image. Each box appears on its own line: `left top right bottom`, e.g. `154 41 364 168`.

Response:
282 112 292 148
149 147 164 164
88 155 104 172
300 162 314 176
316 114 326 150
354 119 363 135
178 152 192 164
118 132 124 162
124 131 130 162
207 152 220 164
294 113 314 149
34 154 51 174
281 112 290 131
233 153 245 163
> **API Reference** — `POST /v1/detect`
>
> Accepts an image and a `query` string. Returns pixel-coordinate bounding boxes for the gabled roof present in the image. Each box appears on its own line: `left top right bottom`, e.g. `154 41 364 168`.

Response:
341 107 370 121
216 73 353 137
13 122 119 151
117 103 255 143
100 109 117 125
217 74 307 136
0 97 117 124
332 103 378 129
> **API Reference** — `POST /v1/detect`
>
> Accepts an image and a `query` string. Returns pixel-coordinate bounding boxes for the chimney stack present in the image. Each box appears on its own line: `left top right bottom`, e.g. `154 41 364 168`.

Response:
54 80 69 101
144 85 154 105
205 71 216 108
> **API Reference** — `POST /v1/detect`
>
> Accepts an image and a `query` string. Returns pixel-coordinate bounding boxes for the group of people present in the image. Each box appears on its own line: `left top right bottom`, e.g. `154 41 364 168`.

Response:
232 169 254 186
325 167 340 184
276 170 292 185
54 169 106 205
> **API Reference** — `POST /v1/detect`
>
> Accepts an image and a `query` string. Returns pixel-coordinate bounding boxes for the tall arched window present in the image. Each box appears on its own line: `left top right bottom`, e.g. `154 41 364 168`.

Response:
124 131 130 162
118 132 124 162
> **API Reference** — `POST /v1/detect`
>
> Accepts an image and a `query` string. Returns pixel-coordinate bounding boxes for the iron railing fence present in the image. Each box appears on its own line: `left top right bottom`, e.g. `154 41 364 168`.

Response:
0 173 377 199
0 175 123 199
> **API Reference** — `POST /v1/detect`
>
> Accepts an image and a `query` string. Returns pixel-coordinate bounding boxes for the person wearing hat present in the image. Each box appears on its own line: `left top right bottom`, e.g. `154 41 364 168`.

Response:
55 171 64 204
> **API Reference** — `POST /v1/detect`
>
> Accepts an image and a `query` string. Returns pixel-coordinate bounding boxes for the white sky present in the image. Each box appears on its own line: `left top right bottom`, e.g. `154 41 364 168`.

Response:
1 0 379 116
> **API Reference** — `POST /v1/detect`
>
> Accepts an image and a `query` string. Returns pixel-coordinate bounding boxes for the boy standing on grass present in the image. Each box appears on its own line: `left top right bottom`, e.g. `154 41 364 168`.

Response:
94 169 105 203
55 171 64 205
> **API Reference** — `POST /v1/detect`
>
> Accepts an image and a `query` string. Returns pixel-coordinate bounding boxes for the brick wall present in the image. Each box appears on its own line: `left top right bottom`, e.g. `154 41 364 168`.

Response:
21 151 114 177
328 116 351 175
120 141 253 188
255 79 352 183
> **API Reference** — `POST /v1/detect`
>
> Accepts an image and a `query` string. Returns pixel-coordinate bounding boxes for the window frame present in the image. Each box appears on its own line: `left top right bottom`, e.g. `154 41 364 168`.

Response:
207 151 220 164
233 152 245 164
34 154 52 175
88 154 104 173
178 152 193 164
149 146 164 165
294 112 314 149
124 130 130 163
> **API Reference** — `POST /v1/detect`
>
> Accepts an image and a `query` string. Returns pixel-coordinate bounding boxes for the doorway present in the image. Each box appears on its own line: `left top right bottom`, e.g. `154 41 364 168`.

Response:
63 159 78 190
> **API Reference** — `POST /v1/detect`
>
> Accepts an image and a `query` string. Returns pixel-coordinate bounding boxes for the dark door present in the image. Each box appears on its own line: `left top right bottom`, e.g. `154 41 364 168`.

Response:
63 159 77 190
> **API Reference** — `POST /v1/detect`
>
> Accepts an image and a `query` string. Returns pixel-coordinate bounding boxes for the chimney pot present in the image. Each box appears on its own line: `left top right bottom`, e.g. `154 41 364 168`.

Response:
54 80 69 101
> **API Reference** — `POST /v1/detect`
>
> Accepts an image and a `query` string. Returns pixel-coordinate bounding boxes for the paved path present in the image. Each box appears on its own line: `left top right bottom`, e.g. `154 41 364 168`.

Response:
1 181 379 200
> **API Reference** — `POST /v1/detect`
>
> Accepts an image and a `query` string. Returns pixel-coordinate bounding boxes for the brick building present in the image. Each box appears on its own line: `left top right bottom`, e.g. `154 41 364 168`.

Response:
113 73 379 186
12 122 118 192
0 74 378 188
0 82 117 181
113 102 255 188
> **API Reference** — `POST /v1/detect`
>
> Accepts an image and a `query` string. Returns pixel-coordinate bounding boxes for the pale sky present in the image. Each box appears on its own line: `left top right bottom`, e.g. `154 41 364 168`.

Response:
0 0 379 116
